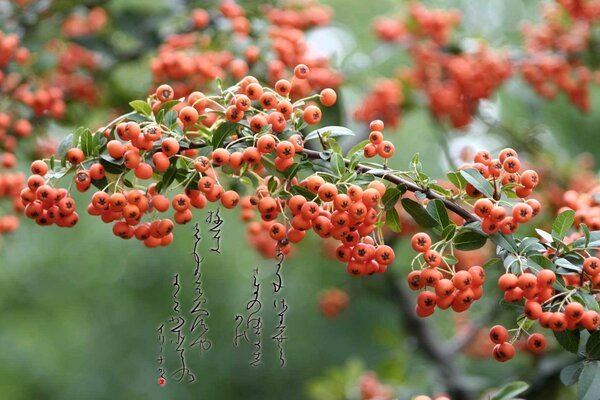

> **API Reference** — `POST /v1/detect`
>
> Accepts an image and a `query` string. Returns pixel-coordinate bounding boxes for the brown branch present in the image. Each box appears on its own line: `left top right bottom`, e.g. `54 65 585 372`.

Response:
187 139 478 222
299 148 477 223
385 271 473 400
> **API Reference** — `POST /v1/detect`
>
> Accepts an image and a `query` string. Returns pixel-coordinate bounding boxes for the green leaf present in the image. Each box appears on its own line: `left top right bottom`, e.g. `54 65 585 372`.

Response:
346 139 370 159
460 168 494 198
400 198 438 228
57 133 73 167
528 254 554 269
554 329 581 354
385 208 401 232
483 257 502 269
291 185 314 199
410 153 422 172
535 228 554 243
91 176 108 191
382 187 401 211
212 121 238 149
586 331 600 359
578 361 600 400
580 293 600 313
490 381 529 400
304 126 355 141
573 231 600 248
454 230 488 250
267 176 278 193
429 183 453 197
426 199 450 228
157 100 180 115
447 171 466 190
129 100 152 116
157 162 178 193
164 110 179 130
561 361 585 386
283 160 302 180
552 210 575 240
581 224 591 248
330 153 345 177
444 255 458 265
490 233 519 252
441 224 456 241
555 258 582 275
80 129 94 157
99 154 125 174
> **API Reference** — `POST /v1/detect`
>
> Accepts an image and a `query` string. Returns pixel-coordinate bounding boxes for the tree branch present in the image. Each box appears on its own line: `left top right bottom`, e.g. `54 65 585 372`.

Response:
187 138 477 223
385 271 473 400
300 148 477 223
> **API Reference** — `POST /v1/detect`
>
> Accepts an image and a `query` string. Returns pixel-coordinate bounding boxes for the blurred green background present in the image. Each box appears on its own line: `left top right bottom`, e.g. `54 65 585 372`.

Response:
2 0 599 399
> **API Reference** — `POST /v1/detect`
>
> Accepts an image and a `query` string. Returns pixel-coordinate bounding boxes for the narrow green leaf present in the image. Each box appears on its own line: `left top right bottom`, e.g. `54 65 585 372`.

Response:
382 187 401 211
581 224 591 248
385 208 401 232
490 233 519 252
460 168 494 198
447 171 466 190
578 361 600 400
561 361 585 386
129 100 152 116
291 185 314 199
212 121 238 149
305 126 354 141
528 254 554 269
554 329 581 354
157 100 180 115
346 139 370 159
400 198 438 228
454 230 488 250
330 153 345 177
552 210 575 240
535 228 554 243
441 224 456 241
490 381 529 400
426 199 450 228
80 129 94 157
586 331 600 359
555 258 582 275
267 176 277 193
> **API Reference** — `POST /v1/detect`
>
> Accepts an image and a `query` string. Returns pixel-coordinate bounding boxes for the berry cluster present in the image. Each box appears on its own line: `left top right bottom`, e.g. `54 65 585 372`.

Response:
460 148 541 234
363 120 395 159
359 371 393 400
357 3 511 129
520 1 596 111
353 79 403 128
22 161 79 228
0 171 24 233
61 6 108 37
150 0 341 100
408 231 486 315
318 288 349 319
374 3 461 46
264 0 332 30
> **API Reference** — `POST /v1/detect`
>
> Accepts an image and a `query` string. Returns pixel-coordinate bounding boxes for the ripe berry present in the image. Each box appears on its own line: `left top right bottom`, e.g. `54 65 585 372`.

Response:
319 88 337 107
493 342 515 362
527 333 546 354
489 325 509 344
303 105 322 124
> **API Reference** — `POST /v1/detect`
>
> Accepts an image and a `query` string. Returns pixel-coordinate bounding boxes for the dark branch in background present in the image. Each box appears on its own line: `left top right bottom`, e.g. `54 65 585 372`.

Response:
385 271 473 400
